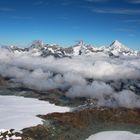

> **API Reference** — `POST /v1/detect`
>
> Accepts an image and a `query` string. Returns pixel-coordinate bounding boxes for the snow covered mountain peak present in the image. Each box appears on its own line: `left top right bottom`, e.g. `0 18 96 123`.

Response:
109 40 129 51
106 40 138 56
1 40 139 57
111 40 122 47
72 41 88 55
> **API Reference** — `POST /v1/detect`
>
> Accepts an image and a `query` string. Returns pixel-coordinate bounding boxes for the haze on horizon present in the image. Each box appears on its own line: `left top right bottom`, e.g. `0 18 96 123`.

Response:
0 0 139 49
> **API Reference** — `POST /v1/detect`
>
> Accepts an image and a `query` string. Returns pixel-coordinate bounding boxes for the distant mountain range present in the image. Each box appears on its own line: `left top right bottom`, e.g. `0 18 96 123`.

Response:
1 40 140 57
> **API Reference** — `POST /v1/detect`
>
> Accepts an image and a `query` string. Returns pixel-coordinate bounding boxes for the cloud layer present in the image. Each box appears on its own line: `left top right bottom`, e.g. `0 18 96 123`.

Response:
0 49 140 108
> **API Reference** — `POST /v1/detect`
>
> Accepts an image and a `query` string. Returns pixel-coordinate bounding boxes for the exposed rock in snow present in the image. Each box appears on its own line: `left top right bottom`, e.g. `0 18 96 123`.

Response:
0 129 21 140
1 40 139 57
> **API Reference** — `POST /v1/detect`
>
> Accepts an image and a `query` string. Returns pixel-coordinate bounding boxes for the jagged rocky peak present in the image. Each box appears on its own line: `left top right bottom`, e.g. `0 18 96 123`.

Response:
76 40 84 45
72 41 89 55
30 40 44 49
11 45 28 52
30 40 61 51
73 40 86 48
1 40 139 57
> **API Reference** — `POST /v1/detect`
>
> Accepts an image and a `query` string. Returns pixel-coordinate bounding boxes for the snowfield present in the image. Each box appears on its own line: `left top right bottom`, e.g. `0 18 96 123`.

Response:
86 131 140 140
0 95 70 131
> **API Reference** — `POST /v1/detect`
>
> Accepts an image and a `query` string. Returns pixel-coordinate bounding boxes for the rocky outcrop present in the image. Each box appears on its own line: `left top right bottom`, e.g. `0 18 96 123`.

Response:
41 108 140 128
0 129 21 140
21 108 140 140
22 125 50 140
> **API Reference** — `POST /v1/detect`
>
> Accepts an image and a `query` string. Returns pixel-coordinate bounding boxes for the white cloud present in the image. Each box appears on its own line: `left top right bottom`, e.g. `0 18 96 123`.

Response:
0 7 15 12
85 0 110 2
0 49 140 108
66 81 114 106
114 90 140 108
92 8 140 15
11 16 32 19
128 0 140 4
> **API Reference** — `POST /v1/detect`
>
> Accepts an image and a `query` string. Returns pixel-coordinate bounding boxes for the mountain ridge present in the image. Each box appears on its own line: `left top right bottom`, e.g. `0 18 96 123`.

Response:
1 40 139 57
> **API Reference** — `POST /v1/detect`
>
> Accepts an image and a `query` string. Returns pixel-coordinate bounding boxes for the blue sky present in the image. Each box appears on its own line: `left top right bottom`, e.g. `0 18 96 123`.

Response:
0 0 140 49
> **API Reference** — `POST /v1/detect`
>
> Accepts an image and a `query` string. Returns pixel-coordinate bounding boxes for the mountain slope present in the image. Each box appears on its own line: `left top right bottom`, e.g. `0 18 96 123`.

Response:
106 40 139 56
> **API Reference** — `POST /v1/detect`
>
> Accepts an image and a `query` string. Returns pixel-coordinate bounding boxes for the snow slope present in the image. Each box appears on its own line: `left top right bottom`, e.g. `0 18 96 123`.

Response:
86 131 140 140
0 95 70 131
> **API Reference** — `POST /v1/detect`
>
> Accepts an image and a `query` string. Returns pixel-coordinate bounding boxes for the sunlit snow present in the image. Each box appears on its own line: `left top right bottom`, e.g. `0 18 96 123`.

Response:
0 95 70 131
86 131 140 140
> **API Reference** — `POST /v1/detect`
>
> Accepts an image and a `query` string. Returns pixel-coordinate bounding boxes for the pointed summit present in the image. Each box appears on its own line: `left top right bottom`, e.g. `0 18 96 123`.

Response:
107 40 138 56
111 40 122 47
110 40 125 48
109 40 130 52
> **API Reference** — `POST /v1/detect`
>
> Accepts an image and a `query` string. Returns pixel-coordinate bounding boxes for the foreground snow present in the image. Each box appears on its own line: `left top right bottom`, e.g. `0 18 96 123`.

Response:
0 95 70 131
86 131 140 140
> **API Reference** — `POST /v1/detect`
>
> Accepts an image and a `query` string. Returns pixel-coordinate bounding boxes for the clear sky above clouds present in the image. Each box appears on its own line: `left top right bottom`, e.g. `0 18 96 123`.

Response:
0 0 139 49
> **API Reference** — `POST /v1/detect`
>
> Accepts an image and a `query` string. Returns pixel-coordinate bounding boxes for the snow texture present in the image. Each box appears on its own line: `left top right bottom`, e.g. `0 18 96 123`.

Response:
0 95 70 131
86 131 140 140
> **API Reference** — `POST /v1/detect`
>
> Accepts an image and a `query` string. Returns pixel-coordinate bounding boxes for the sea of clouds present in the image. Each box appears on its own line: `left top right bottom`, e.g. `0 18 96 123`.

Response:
0 48 140 108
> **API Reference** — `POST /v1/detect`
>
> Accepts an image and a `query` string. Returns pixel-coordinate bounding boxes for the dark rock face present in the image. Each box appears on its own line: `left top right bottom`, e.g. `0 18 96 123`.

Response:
0 76 8 86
